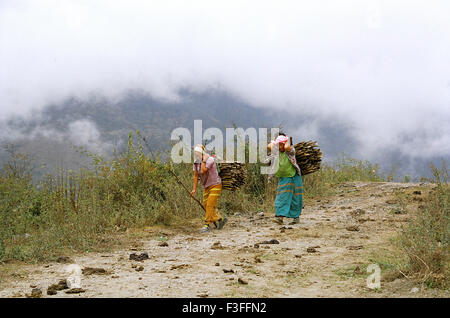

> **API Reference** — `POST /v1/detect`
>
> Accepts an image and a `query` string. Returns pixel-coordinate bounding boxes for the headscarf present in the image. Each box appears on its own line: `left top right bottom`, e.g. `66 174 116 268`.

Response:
194 144 206 154
274 135 289 144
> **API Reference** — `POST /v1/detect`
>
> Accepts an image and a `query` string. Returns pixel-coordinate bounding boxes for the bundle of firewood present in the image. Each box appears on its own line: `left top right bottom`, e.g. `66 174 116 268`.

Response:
218 162 247 191
294 141 322 175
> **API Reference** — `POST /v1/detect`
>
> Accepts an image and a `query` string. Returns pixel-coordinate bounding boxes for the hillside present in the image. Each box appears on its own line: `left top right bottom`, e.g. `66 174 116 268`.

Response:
0 90 446 180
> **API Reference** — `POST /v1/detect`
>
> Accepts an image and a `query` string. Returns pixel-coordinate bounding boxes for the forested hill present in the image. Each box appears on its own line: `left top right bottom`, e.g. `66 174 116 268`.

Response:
0 90 444 180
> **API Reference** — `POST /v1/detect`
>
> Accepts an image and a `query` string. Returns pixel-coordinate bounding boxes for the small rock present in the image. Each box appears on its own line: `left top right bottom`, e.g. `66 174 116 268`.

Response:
56 256 74 264
260 239 279 245
111 275 120 279
393 208 406 215
350 209 366 217
294 255 302 258
158 242 169 247
65 288 86 294
170 264 190 270
129 252 149 261
238 278 248 285
347 245 363 250
346 225 360 232
47 289 57 296
410 287 419 293
27 288 42 298
413 190 421 195
211 242 224 250
47 279 68 295
215 263 220 266
82 267 108 275
306 247 317 253
135 266 144 272
353 266 362 274
223 269 234 273
197 292 209 298
254 257 263 263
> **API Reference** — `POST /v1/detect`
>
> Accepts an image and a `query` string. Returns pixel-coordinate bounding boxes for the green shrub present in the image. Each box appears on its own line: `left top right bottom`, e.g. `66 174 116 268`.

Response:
398 162 449 288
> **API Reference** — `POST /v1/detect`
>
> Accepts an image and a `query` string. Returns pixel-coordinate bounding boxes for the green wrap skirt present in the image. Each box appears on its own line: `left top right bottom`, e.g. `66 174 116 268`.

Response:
275 173 303 218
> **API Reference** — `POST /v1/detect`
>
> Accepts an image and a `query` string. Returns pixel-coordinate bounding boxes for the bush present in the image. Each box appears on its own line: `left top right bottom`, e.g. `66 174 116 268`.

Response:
302 154 384 198
398 162 449 288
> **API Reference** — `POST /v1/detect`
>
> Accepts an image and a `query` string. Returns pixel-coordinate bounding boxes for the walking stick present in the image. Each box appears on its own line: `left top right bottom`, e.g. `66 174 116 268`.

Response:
138 133 206 211
168 168 206 212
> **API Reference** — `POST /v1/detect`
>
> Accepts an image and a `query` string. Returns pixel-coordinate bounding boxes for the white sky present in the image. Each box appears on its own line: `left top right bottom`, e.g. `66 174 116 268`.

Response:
1 0 449 159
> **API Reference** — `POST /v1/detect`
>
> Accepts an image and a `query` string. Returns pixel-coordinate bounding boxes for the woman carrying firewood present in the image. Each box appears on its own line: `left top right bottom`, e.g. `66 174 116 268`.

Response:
190 144 228 233
267 134 303 225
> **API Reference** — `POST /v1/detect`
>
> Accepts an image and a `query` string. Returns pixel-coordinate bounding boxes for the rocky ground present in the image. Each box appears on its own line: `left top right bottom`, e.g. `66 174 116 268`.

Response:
0 182 448 298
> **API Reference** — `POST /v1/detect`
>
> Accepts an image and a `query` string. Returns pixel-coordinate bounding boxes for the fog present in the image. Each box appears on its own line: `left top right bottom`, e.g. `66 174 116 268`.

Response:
1 0 449 163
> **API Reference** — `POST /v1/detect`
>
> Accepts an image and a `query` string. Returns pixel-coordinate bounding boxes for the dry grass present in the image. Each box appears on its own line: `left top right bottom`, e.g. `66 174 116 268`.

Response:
396 163 449 288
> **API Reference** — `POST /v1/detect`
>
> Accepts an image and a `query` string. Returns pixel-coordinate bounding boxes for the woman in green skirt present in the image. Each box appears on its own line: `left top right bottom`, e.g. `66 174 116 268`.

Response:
267 134 303 225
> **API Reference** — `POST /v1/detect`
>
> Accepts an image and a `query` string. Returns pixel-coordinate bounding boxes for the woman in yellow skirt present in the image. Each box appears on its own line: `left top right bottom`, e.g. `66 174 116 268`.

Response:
190 145 228 233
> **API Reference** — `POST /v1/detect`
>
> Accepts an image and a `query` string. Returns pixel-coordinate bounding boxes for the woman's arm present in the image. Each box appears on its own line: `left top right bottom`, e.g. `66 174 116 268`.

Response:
200 162 209 174
199 154 210 174
284 141 292 152
190 170 199 196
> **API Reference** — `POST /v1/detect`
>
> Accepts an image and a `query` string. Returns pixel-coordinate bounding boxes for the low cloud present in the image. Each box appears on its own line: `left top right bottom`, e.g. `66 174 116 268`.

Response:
0 0 449 163
1 119 113 157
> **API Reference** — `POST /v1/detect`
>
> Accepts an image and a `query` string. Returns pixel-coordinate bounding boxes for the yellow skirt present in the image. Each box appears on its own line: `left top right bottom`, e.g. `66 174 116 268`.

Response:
203 183 222 225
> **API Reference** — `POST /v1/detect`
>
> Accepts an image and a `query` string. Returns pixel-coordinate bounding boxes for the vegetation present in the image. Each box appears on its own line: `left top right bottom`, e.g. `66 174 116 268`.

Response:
301 153 384 198
396 162 449 288
1 133 448 290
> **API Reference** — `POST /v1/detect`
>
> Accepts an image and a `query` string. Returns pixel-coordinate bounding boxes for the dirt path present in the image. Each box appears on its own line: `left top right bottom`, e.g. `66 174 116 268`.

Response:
0 182 448 298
